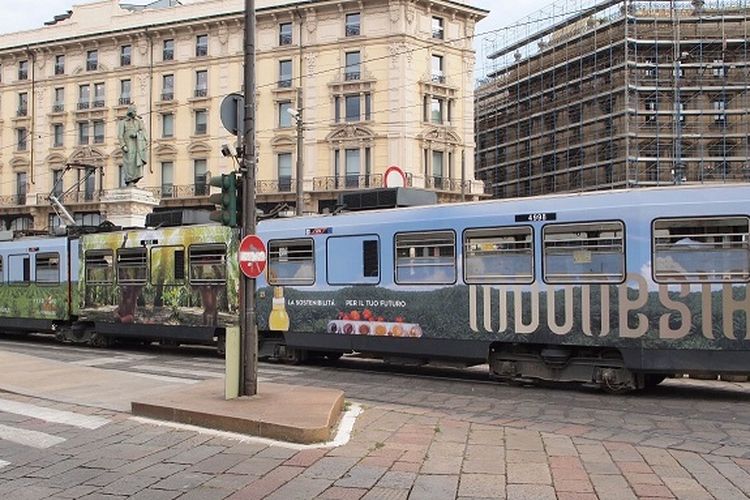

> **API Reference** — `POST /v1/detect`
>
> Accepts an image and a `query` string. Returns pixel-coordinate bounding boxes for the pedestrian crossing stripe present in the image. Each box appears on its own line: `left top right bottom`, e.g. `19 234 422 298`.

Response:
0 398 109 430
0 424 66 449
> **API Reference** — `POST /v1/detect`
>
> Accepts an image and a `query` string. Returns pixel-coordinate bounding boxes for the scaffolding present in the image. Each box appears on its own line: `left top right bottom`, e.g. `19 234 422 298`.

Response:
475 0 750 199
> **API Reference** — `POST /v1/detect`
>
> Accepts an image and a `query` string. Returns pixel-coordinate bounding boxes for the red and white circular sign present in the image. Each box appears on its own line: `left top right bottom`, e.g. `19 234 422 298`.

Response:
239 234 267 279
383 165 406 188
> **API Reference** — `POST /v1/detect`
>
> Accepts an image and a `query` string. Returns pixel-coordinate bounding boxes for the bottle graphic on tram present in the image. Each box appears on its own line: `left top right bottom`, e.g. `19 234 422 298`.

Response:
268 286 290 332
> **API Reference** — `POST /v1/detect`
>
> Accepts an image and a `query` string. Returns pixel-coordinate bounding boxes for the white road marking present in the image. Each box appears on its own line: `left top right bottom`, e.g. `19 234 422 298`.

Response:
0 399 109 430
130 364 223 379
72 356 141 367
0 424 66 449
115 371 200 384
130 402 363 450
0 459 10 469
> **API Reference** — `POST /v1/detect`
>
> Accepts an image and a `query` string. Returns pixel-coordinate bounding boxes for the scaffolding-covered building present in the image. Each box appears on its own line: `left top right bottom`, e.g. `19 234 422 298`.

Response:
475 0 750 199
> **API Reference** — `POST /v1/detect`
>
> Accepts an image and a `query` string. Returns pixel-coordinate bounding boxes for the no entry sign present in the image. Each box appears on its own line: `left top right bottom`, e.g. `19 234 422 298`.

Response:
239 234 267 279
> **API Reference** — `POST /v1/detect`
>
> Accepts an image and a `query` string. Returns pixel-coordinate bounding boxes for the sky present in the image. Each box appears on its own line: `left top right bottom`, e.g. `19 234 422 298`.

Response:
0 0 549 78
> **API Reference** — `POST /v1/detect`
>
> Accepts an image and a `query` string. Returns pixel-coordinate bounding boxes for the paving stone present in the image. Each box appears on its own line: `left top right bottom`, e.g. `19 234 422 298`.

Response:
507 462 551 484
55 484 100 498
360 486 409 500
409 474 459 500
150 471 213 491
202 472 257 491
506 484 556 500
421 455 463 475
164 445 225 465
190 453 248 474
335 465 387 488
317 485 369 499
176 487 233 500
374 471 416 489
227 457 283 476
590 473 638 500
227 465 304 500
264 476 331 500
127 488 182 500
303 457 359 480
284 447 329 467
100 475 159 496
660 476 713 499
457 473 505 498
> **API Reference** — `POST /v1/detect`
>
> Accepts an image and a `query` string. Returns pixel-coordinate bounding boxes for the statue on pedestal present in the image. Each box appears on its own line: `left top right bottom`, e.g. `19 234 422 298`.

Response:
117 105 148 186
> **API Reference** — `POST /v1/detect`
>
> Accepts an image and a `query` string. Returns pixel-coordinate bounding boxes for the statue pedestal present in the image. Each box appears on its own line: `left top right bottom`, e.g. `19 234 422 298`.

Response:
101 186 160 228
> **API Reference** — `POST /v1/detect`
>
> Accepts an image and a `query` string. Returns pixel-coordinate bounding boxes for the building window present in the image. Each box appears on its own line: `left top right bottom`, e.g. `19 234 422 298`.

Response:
54 54 64 75
161 161 174 197
279 22 292 45
16 128 27 151
645 98 657 122
345 51 361 80
17 92 28 116
345 94 361 122
78 122 89 145
194 109 207 135
712 59 726 77
161 74 174 101
52 123 64 148
431 54 444 83
195 34 208 57
713 99 727 123
432 150 444 180
162 112 174 137
119 79 131 105
120 44 132 66
78 84 90 110
430 97 444 124
16 172 28 205
345 148 360 187
163 39 174 61
93 82 105 108
193 159 208 195
53 87 64 112
278 152 292 192
364 93 372 121
432 17 444 39
52 169 64 197
345 12 361 36
279 60 292 88
93 120 105 144
278 101 293 128
195 70 208 97
86 50 98 71
18 60 28 80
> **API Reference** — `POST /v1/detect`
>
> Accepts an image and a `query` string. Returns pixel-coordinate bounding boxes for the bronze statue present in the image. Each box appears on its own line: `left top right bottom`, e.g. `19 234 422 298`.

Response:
117 105 148 186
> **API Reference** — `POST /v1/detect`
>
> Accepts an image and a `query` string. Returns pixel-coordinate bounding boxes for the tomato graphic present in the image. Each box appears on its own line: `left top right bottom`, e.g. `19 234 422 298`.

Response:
350 310 361 321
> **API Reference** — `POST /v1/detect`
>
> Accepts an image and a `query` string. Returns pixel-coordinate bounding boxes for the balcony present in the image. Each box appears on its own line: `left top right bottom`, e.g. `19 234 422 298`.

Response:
194 88 208 98
344 71 361 81
345 25 361 37
160 92 174 101
163 50 174 61
432 29 444 40
86 62 97 71
431 73 446 84
52 103 64 113
54 65 64 75
16 108 28 117
313 173 413 191
256 179 294 194
424 176 471 193
279 33 292 45
196 46 208 57
118 97 131 106
278 79 292 89
35 190 99 205
18 70 28 80
77 101 90 110
92 100 105 109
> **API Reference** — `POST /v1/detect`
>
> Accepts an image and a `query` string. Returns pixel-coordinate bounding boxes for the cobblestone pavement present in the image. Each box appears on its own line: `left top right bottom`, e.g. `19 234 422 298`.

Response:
1 337 750 499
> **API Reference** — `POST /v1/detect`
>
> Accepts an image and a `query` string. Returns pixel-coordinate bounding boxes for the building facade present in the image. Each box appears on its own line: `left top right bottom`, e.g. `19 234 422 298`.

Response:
0 0 487 231
475 0 750 199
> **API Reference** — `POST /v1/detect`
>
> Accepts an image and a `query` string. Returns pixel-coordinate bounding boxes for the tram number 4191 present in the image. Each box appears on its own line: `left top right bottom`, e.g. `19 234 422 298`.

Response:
515 212 557 223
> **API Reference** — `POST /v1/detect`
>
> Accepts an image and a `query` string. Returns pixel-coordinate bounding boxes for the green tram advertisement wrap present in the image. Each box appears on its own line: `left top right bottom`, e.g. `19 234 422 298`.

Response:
76 225 240 328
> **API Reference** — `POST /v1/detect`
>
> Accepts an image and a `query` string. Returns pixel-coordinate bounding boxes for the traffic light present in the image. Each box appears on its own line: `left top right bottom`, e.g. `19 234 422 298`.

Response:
209 172 239 227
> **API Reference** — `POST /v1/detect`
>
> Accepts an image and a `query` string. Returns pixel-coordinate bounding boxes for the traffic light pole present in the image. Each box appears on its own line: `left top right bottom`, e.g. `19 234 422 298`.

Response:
241 0 258 397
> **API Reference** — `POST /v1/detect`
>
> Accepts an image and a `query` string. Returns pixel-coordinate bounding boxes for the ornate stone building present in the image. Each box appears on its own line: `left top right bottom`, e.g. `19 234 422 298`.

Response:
0 0 487 231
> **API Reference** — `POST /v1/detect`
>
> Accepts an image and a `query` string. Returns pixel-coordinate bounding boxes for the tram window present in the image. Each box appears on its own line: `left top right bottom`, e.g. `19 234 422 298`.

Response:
543 221 625 283
85 250 113 284
36 252 60 284
0 256 3 283
653 216 750 283
117 248 147 285
188 244 227 284
8 255 30 284
268 239 314 285
395 231 456 284
150 245 185 286
464 226 533 284
326 235 379 285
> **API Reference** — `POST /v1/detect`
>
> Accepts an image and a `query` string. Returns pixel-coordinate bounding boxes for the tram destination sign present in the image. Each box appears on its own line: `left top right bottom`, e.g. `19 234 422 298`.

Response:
515 212 557 223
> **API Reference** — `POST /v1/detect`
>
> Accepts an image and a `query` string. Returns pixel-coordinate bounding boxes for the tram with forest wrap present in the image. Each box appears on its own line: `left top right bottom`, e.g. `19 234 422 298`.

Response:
0 184 747 391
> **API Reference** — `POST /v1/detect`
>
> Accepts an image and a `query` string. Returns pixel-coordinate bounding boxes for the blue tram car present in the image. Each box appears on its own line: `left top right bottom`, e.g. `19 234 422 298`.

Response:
254 184 750 390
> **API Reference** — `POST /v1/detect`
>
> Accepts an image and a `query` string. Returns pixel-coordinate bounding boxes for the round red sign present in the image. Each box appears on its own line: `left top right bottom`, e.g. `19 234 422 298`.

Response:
239 234 267 279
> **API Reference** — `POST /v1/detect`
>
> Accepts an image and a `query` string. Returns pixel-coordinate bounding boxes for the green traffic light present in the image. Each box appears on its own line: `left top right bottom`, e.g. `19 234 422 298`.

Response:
209 172 239 227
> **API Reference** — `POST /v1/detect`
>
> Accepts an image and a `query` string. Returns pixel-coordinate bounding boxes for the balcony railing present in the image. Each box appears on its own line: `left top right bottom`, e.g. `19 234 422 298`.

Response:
431 73 446 84
16 108 28 117
77 101 90 110
163 49 174 61
35 190 99 205
279 33 292 45
92 100 105 108
118 97 131 106
86 62 98 71
52 104 64 112
344 71 361 81
432 29 444 39
345 25 361 36
161 92 174 101
54 64 64 75
194 88 208 98
278 79 292 88
312 173 413 191
425 176 471 193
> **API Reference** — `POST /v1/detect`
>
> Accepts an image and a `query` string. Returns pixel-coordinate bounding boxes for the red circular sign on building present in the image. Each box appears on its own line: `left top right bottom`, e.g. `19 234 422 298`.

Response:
239 234 267 279
383 165 407 188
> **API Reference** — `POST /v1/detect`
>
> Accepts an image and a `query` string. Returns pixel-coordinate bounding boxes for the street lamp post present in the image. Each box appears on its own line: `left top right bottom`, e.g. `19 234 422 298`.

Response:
295 88 304 215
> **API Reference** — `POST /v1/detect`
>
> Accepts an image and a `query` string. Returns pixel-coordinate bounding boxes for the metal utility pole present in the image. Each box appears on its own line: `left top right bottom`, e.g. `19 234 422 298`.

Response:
295 87 304 215
671 0 685 184
240 0 258 396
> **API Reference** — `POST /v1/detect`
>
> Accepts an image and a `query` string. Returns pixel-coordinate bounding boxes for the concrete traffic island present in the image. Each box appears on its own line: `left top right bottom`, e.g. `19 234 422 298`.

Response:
131 378 345 444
